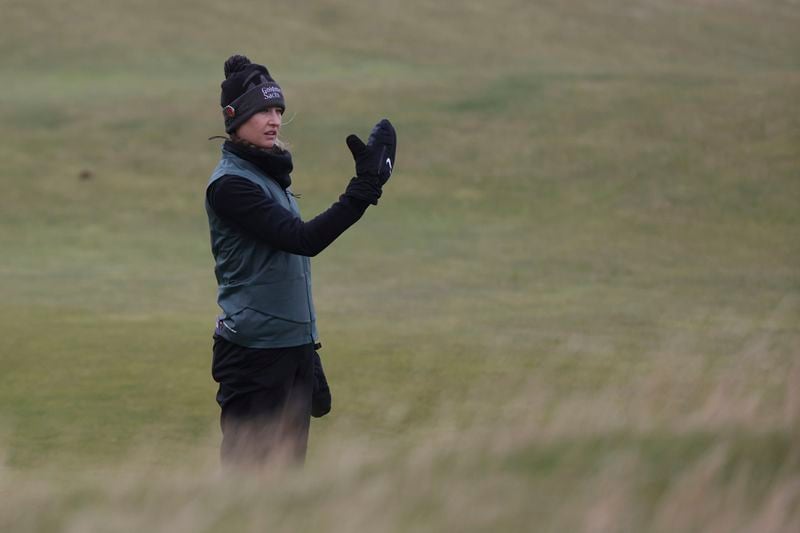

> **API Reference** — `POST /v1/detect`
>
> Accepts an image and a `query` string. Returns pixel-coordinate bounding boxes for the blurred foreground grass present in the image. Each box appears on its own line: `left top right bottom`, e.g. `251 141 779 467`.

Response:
2 357 799 532
1 0 799 531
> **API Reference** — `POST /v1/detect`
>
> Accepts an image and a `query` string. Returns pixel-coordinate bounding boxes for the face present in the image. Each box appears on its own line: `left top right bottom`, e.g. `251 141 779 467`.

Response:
235 107 283 149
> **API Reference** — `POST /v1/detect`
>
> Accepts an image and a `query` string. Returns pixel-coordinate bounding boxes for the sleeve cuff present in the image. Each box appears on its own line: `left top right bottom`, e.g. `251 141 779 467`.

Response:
343 176 382 206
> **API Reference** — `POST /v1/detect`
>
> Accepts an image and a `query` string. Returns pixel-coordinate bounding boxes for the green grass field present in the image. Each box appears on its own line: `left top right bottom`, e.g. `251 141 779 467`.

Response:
1 0 799 531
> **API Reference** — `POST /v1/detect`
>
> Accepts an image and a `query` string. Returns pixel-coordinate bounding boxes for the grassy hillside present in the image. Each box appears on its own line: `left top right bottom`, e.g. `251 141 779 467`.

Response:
1 0 799 531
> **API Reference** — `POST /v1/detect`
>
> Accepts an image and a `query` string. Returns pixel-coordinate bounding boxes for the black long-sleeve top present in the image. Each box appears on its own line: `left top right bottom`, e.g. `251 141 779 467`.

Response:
206 140 380 257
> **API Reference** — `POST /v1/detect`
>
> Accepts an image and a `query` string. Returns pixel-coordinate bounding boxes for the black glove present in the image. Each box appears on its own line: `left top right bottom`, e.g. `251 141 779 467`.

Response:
311 350 331 418
346 118 397 188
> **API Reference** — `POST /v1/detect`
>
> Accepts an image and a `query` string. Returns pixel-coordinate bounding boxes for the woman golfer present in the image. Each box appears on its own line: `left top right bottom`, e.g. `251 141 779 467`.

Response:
205 54 396 465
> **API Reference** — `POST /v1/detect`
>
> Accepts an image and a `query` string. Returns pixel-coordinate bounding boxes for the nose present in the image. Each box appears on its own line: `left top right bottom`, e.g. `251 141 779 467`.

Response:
267 109 281 125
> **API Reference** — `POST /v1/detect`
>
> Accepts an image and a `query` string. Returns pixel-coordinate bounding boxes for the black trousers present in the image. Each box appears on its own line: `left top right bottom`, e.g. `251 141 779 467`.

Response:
212 335 315 466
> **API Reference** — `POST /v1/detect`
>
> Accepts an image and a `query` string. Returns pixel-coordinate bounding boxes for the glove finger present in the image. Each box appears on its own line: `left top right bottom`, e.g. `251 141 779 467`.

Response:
365 118 390 145
346 134 367 157
368 119 394 144
378 118 395 139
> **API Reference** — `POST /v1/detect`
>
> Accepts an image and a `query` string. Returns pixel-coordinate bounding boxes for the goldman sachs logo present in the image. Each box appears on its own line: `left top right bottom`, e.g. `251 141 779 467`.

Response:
262 86 283 100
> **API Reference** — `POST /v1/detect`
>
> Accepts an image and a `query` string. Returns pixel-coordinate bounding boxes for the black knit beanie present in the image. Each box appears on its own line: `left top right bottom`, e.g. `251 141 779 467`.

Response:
220 54 286 134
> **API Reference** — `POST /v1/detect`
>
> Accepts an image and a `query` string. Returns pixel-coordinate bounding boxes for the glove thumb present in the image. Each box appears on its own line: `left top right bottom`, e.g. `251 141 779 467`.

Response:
346 134 367 158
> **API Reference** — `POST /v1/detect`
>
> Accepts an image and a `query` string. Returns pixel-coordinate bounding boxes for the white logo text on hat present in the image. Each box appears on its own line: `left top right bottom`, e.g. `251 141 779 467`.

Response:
262 86 282 100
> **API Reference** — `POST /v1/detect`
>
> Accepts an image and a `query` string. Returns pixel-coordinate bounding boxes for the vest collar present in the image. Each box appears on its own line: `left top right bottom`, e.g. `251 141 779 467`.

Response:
223 140 293 189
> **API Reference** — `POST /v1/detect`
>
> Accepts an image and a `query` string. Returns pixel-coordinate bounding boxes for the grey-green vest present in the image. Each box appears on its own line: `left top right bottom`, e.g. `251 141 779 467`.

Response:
206 148 318 348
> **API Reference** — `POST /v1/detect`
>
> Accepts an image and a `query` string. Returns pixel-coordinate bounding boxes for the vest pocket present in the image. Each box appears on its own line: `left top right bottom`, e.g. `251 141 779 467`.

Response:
227 306 308 345
219 277 314 324
242 278 313 323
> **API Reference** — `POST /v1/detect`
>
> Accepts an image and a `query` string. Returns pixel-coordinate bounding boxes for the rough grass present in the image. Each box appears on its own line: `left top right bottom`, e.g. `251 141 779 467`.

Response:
2 355 798 532
1 0 799 531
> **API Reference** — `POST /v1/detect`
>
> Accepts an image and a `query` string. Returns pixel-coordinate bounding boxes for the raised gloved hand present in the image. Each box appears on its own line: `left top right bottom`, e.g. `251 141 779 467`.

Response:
346 118 396 187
